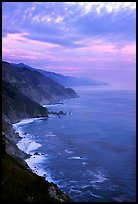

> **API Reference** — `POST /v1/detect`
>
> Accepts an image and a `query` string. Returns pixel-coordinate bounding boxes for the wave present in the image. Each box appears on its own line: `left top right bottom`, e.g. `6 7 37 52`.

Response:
89 192 101 198
13 118 42 127
81 185 90 189
92 171 108 183
13 122 42 154
68 156 83 160
13 120 55 183
46 132 56 137
65 149 74 154
70 189 82 193
17 138 42 154
25 154 55 183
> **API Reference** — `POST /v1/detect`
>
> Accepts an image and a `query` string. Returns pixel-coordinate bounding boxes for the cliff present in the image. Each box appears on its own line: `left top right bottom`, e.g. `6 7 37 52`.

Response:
2 61 79 105
2 80 48 123
2 61 74 202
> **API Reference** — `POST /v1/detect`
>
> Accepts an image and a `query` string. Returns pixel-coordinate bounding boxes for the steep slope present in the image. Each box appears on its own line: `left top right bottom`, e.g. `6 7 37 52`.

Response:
2 80 48 123
3 61 79 105
11 62 108 87
37 70 108 87
2 151 71 202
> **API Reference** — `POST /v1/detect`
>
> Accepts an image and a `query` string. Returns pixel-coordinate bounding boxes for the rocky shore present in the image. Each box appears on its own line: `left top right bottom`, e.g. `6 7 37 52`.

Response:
2 115 71 202
2 61 78 202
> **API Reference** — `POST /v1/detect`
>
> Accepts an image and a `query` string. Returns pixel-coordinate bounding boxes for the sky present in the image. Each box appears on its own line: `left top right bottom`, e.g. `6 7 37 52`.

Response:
2 2 136 89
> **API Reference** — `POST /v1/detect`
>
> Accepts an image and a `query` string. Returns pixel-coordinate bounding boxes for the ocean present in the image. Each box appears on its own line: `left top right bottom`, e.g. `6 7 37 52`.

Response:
13 88 136 202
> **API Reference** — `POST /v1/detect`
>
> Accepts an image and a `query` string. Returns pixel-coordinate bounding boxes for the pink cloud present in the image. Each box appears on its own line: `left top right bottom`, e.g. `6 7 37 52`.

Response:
120 43 136 55
2 33 136 78
2 33 63 65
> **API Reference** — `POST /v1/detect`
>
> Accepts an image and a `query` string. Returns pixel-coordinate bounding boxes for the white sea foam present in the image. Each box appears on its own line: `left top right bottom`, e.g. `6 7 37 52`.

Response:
25 155 46 176
13 118 41 126
13 119 56 184
14 125 42 154
68 156 83 160
89 192 101 198
17 137 42 153
70 189 82 193
65 149 74 154
43 103 63 107
26 154 55 183
91 184 101 190
44 170 55 183
82 162 88 165
14 128 25 138
46 132 56 137
94 171 108 183
90 170 108 184
81 185 90 189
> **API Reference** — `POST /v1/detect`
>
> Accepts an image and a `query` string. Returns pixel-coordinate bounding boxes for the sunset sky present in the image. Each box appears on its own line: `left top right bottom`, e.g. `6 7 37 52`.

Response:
2 2 136 89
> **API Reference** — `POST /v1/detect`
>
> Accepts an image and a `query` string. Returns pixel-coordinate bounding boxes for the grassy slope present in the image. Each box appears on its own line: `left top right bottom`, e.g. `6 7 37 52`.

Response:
2 152 68 202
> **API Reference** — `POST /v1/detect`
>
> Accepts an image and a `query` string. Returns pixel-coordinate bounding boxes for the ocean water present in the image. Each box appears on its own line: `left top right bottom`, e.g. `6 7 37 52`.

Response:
13 89 136 202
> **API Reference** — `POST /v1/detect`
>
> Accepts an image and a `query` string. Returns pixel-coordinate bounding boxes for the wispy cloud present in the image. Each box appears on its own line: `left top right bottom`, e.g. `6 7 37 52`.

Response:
2 2 136 47
2 2 136 89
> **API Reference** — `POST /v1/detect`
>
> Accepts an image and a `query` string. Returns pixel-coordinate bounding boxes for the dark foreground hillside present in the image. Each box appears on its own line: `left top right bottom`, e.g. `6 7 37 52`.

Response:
2 150 71 202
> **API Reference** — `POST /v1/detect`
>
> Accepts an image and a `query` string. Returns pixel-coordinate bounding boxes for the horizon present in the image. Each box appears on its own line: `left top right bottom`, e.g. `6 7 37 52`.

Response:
2 2 136 90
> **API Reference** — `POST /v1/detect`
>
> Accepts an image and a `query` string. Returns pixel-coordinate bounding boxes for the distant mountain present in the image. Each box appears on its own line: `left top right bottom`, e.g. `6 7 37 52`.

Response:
3 61 79 105
36 70 108 87
11 62 108 87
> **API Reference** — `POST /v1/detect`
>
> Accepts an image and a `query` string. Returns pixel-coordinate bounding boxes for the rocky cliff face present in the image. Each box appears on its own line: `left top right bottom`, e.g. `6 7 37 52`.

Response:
2 80 48 123
2 61 79 105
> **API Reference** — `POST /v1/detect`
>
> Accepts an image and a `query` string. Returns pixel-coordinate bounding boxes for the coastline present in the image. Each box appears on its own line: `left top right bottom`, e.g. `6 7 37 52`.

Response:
13 117 58 183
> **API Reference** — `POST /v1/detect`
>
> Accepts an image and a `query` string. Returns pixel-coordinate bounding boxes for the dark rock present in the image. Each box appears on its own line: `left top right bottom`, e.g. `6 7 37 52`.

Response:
58 111 65 115
34 152 39 155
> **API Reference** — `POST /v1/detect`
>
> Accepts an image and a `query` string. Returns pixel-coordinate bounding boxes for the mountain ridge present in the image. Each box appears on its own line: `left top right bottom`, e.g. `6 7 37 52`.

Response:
3 61 79 105
10 61 108 87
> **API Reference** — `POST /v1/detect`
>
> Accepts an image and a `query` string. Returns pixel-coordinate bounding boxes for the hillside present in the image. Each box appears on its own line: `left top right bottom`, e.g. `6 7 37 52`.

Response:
2 61 74 202
2 80 48 123
11 62 108 87
2 151 71 202
37 70 108 87
3 61 79 105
